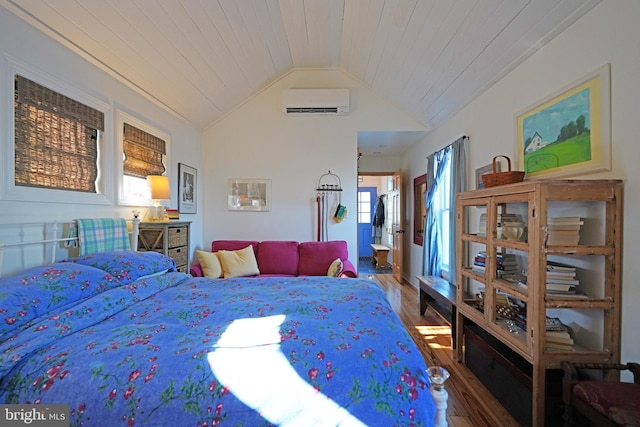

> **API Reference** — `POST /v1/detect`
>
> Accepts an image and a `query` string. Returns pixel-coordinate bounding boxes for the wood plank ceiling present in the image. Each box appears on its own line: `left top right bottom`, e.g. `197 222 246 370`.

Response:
1 0 600 155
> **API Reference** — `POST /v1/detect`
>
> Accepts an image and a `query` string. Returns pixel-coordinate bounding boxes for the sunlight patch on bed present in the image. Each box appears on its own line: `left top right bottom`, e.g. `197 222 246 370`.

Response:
208 315 367 427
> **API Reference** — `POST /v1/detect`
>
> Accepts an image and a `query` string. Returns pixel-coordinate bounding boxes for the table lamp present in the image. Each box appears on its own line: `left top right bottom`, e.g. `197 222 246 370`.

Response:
147 175 170 222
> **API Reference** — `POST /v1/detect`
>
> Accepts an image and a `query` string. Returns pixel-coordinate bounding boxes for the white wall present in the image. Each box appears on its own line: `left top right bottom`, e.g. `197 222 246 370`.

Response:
0 9 203 274
402 0 640 363
201 69 426 261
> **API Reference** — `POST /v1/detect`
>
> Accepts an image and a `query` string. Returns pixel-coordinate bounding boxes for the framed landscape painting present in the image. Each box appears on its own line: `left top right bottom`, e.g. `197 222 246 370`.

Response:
516 64 611 179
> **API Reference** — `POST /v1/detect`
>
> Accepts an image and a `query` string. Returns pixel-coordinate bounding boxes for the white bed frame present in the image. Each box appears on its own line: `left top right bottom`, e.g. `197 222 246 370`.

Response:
0 219 140 278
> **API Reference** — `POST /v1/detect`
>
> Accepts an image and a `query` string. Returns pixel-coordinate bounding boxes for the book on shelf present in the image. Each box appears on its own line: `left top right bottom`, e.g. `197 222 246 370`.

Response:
545 331 573 345
546 277 580 285
545 342 574 352
546 291 588 299
546 283 576 292
166 208 180 220
547 217 582 245
547 217 583 224
547 235 580 245
546 261 577 271
546 270 577 279
546 329 573 339
546 317 570 331
547 224 583 231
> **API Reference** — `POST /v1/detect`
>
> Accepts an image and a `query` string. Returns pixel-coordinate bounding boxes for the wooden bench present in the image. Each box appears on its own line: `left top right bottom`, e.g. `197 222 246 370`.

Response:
370 244 390 269
416 275 459 348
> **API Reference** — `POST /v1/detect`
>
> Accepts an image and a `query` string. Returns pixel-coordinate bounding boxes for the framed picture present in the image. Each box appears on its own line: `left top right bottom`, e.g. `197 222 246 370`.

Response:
413 174 426 246
228 178 271 211
516 64 611 179
178 163 197 214
475 163 499 189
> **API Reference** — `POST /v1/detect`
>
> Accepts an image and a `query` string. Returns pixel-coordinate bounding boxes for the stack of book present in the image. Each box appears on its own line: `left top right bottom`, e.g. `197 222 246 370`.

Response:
545 317 574 351
546 261 584 297
520 260 585 297
166 209 180 220
478 213 523 237
472 251 518 278
547 217 584 245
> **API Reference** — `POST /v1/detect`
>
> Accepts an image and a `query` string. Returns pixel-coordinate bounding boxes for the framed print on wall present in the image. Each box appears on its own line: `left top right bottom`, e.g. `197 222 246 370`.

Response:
178 163 197 214
516 64 611 179
228 178 271 211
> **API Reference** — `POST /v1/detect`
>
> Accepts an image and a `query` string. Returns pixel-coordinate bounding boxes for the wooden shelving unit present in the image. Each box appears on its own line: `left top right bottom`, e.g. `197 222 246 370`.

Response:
454 179 623 427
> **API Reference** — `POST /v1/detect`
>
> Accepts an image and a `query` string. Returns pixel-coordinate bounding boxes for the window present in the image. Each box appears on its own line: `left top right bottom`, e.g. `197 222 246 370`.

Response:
14 75 103 193
116 110 170 206
358 191 371 223
424 135 467 282
431 153 452 277
2 65 112 204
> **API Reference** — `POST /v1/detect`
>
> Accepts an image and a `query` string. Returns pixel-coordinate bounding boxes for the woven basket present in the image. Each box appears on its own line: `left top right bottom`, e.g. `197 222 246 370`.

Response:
482 155 525 188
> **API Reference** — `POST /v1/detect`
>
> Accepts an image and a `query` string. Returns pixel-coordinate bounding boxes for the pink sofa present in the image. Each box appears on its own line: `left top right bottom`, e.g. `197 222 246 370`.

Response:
190 240 357 278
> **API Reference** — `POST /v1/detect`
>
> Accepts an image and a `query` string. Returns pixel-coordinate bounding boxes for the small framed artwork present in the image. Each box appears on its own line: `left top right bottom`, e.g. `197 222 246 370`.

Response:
228 178 271 211
515 64 611 179
475 163 499 189
178 163 197 214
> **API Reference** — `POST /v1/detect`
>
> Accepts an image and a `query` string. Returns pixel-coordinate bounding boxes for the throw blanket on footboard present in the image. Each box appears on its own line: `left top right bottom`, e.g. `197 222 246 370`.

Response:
0 251 436 426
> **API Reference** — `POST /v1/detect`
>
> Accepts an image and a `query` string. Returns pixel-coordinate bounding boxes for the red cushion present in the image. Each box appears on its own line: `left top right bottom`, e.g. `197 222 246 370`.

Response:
574 381 640 425
298 241 348 276
257 241 299 275
211 240 259 256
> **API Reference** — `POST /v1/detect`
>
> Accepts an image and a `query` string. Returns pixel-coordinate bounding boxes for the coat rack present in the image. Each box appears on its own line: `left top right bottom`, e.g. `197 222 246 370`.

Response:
315 171 345 241
316 170 343 194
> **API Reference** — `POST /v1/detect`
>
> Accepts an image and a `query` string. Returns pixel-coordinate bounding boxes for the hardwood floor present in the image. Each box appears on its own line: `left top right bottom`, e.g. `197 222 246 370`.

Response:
367 273 520 427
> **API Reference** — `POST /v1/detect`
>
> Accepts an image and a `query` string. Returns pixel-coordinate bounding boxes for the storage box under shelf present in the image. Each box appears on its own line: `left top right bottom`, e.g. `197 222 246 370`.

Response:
464 325 564 427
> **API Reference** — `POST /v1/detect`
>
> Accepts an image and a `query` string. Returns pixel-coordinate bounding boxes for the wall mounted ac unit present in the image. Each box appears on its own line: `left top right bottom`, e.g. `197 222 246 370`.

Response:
282 89 349 116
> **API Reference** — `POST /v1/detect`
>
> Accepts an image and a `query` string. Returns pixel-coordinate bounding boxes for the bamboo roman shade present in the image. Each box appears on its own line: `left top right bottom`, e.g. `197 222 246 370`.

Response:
123 123 166 178
14 75 103 192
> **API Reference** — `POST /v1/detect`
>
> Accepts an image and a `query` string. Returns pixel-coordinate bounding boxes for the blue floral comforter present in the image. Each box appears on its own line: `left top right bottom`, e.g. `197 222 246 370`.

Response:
0 251 436 426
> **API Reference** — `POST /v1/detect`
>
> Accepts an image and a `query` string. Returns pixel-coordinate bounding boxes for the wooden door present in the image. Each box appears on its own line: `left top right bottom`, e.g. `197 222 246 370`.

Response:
391 169 404 282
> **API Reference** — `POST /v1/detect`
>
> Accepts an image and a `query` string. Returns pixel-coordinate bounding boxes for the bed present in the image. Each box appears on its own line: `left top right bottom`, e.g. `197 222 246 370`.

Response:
0 249 438 426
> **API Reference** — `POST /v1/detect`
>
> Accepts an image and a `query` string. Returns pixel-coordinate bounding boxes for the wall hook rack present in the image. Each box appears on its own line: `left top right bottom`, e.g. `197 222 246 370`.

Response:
316 170 342 193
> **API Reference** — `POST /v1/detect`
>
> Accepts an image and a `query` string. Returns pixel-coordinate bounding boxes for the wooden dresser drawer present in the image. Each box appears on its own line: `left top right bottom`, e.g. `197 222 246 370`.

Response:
168 227 188 248
168 246 188 267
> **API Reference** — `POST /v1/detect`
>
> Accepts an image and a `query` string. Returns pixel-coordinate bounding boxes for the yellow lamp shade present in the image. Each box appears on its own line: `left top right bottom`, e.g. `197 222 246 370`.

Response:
147 175 170 200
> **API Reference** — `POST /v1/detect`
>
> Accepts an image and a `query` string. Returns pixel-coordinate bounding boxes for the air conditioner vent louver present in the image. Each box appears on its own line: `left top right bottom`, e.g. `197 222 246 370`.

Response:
286 107 340 114
282 89 349 116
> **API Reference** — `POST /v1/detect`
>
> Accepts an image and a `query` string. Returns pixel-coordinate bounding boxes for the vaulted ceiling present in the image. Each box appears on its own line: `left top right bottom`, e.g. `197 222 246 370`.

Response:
1 0 600 155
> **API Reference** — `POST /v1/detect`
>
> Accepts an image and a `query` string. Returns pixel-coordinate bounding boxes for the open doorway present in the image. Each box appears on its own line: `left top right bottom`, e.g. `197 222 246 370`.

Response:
357 173 393 275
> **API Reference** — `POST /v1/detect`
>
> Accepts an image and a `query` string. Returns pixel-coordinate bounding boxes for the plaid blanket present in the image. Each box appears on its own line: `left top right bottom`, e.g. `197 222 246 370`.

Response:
76 218 131 255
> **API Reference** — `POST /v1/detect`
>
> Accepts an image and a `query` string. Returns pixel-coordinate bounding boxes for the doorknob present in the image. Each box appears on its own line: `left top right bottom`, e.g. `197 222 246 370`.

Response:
396 230 405 234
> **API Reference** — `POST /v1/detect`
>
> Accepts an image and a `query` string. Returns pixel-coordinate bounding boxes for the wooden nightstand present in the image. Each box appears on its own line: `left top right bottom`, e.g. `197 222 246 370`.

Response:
138 221 191 273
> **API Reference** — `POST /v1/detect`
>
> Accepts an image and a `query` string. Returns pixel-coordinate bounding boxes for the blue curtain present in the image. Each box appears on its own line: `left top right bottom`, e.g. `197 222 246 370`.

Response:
423 136 467 281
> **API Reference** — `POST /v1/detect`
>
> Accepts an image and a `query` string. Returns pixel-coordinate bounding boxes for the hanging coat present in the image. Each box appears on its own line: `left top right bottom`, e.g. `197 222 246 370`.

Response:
372 195 385 238
372 195 385 227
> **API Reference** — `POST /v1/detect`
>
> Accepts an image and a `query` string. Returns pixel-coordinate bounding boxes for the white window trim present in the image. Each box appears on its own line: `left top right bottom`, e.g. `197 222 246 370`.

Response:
115 109 171 207
1 54 114 205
